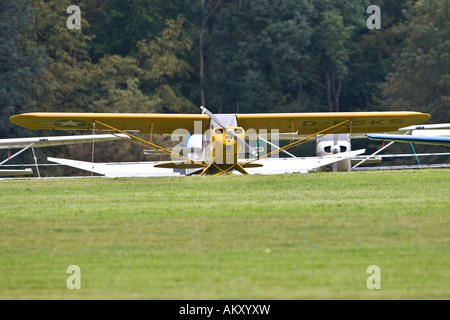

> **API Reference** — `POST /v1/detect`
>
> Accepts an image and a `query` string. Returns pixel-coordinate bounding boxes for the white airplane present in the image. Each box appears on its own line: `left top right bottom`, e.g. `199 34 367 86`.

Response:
366 123 450 147
47 149 366 177
0 134 128 177
350 123 450 170
311 124 450 171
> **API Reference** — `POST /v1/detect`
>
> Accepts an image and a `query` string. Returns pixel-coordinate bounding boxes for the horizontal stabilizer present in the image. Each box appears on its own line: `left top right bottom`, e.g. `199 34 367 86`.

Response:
153 161 264 169
144 147 203 156
241 162 264 168
47 157 182 177
154 161 205 169
245 149 365 174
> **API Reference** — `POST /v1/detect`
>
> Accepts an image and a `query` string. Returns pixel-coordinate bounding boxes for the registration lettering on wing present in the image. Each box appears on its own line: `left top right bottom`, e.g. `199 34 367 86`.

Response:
301 118 406 127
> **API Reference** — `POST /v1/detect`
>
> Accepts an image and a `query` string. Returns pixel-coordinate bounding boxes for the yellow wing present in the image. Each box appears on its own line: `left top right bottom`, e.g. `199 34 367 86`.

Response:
236 112 431 134
10 111 430 134
10 113 210 134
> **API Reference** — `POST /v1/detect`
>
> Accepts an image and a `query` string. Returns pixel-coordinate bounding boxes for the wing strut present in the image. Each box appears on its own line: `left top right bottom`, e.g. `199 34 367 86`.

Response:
199 164 213 176
258 135 297 158
93 120 207 168
0 143 41 178
351 131 410 170
31 146 40 178
241 119 352 167
0 143 34 165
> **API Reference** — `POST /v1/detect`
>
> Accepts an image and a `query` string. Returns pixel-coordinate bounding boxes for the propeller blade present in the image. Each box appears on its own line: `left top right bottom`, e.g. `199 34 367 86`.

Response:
232 132 257 156
200 106 226 128
200 106 257 156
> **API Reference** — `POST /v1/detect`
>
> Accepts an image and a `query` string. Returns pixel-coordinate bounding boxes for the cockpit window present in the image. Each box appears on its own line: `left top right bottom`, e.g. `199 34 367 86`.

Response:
215 128 224 134
234 128 243 134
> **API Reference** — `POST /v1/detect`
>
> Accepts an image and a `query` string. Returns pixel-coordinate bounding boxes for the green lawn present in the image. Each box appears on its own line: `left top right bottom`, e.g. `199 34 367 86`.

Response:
0 169 449 299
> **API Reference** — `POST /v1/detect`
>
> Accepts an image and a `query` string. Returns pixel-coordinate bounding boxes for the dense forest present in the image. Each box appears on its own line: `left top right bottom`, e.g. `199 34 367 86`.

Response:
0 0 449 167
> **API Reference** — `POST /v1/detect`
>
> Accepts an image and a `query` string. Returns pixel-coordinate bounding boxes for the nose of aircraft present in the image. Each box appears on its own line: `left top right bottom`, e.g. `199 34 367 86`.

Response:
330 145 340 154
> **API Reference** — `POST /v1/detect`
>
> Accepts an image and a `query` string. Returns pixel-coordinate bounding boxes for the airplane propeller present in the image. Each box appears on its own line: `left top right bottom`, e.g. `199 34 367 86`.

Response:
332 134 339 171
200 106 258 157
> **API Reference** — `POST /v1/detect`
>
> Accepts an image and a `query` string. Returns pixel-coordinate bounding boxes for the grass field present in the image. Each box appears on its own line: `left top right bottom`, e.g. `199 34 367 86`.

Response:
0 169 449 299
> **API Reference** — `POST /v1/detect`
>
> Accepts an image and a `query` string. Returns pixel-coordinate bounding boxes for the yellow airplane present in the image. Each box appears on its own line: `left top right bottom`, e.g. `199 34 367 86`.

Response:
10 107 430 175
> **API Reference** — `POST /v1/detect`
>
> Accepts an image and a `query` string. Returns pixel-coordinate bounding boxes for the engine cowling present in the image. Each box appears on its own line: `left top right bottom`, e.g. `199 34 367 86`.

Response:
316 134 351 171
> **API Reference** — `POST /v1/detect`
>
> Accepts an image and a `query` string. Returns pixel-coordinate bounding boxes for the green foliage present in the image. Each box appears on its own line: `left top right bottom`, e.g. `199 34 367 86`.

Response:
0 0 46 137
26 0 96 113
380 0 450 120
84 0 184 59
136 16 197 113
3 0 448 162
27 2 195 116
87 55 152 113
205 0 315 113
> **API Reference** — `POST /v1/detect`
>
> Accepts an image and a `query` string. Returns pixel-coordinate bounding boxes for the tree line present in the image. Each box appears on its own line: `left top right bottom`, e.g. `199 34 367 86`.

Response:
1 0 448 141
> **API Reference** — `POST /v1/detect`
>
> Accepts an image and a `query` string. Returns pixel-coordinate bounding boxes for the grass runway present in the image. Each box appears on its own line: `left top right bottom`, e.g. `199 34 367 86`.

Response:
0 169 449 299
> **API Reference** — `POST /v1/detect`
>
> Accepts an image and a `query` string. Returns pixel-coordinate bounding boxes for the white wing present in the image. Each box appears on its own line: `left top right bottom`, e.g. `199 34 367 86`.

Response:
0 134 129 149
